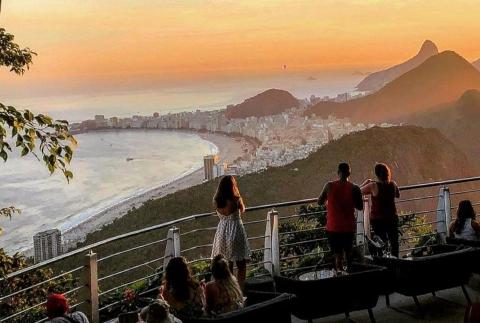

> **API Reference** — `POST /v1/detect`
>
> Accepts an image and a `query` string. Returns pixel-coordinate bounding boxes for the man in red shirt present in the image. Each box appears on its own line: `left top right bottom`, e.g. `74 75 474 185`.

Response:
319 163 363 273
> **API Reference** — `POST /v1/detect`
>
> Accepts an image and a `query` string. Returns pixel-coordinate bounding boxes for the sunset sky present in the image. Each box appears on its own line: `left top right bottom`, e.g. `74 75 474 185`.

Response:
1 0 480 117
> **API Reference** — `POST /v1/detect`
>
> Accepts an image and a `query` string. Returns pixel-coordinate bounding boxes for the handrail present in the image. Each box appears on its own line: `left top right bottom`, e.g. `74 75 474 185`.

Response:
3 175 480 281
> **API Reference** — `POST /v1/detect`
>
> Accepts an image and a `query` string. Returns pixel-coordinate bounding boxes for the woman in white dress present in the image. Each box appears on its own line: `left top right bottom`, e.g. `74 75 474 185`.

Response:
449 200 480 240
211 175 250 289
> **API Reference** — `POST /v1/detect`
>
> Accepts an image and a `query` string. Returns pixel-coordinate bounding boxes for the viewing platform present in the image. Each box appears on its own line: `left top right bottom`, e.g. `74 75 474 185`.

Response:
2 176 480 323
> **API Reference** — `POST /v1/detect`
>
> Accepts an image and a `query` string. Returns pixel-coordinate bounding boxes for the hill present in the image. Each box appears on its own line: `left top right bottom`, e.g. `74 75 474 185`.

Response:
473 58 480 71
306 51 480 123
356 40 439 92
225 89 299 119
408 89 480 163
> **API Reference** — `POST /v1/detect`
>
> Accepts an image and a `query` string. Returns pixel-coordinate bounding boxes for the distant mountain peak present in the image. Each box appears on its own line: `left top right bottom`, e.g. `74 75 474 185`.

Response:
356 40 439 92
419 40 438 56
307 50 480 123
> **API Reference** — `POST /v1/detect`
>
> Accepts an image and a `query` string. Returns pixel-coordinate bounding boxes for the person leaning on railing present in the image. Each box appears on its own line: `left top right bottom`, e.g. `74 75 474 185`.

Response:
44 293 89 323
318 162 363 274
360 163 400 257
211 175 251 289
449 200 480 241
159 257 205 319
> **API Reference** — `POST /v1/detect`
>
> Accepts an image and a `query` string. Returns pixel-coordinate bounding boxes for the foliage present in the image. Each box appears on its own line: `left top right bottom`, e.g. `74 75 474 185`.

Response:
0 27 77 229
0 27 78 322
279 204 330 277
399 211 441 253
0 28 36 75
0 249 77 322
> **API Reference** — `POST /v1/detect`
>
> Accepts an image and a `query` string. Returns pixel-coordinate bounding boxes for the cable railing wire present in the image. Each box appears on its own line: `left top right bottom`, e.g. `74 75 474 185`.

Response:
98 238 168 263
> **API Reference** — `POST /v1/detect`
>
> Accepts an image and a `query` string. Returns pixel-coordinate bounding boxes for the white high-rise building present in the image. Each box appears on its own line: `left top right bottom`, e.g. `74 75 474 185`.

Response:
33 229 62 264
204 154 225 181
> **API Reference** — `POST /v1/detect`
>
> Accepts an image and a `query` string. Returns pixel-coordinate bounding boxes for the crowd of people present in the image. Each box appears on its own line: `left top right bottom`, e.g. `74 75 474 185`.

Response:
44 165 479 322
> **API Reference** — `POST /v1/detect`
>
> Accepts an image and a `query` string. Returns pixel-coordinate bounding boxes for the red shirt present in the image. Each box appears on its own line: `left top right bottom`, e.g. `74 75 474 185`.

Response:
327 180 357 233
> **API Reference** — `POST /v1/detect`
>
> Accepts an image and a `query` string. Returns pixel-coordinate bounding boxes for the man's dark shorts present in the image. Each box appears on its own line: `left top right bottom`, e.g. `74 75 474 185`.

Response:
326 231 355 253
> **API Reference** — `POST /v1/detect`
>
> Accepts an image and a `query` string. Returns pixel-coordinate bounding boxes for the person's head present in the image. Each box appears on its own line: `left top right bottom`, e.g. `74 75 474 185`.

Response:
210 254 243 301
375 163 392 183
455 200 476 234
213 175 245 212
211 254 233 281
337 162 351 180
46 293 69 319
140 299 172 323
164 257 197 302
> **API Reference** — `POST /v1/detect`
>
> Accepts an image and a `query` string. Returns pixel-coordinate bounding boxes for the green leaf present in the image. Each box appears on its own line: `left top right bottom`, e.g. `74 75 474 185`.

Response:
64 170 73 181
21 147 29 156
0 150 7 162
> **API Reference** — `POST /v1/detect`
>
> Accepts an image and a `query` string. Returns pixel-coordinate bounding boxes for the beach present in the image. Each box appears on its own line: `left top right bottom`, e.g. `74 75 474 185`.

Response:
60 131 256 251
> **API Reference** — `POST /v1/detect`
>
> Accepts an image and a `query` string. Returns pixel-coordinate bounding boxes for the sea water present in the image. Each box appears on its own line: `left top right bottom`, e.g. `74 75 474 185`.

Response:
0 130 216 253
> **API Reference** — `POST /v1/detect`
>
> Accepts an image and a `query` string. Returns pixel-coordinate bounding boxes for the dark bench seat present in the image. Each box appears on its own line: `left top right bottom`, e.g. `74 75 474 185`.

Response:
273 263 387 323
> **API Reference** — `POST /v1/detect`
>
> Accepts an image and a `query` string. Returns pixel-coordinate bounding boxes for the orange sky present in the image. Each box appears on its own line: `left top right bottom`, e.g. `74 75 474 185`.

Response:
1 0 480 97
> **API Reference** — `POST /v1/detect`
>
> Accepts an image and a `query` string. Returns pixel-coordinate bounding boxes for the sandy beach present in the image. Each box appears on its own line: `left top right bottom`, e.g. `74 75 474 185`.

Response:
60 131 256 250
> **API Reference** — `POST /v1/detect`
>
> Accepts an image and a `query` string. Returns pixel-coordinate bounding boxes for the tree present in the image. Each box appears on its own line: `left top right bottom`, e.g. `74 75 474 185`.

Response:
0 27 77 234
0 27 78 322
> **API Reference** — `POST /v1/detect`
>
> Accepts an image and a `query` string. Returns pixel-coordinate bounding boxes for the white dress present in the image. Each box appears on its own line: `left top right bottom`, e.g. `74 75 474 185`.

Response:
211 209 251 262
454 220 480 241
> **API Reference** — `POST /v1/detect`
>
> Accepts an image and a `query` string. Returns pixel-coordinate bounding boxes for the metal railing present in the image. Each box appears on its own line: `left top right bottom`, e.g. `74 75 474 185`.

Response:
2 175 480 323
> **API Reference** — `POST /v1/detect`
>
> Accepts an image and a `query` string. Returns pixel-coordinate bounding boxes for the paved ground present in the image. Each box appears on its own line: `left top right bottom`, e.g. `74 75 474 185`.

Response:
292 276 480 323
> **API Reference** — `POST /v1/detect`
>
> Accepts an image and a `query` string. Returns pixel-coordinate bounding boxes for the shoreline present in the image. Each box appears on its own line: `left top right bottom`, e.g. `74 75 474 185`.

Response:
57 130 256 252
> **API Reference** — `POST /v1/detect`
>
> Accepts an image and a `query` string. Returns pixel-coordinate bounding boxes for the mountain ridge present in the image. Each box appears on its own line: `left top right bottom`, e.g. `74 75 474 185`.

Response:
356 40 439 92
306 51 480 123
408 89 480 163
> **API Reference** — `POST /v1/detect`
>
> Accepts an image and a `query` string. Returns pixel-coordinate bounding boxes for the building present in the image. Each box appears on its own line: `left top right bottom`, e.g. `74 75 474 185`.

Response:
33 229 62 264
203 154 220 181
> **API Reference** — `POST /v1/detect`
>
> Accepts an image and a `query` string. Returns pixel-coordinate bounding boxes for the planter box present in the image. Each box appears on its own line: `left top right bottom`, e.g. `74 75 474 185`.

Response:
274 263 386 322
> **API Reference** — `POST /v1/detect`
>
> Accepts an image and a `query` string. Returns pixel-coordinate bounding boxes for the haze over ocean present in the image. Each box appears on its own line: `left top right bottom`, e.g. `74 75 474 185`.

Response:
3 72 363 122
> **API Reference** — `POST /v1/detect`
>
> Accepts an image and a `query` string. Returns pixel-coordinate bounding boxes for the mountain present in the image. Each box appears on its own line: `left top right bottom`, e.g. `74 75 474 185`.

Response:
225 89 299 119
473 58 480 71
408 89 480 162
306 51 480 123
356 40 439 92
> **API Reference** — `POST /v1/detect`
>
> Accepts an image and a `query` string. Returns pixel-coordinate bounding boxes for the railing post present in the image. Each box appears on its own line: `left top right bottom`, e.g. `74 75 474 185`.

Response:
79 251 99 323
437 186 451 243
356 202 366 247
270 209 280 276
363 196 371 239
263 211 273 274
163 226 181 269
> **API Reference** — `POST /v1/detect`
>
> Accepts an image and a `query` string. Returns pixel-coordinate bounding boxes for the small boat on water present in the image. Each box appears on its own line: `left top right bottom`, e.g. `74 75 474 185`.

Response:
126 157 134 162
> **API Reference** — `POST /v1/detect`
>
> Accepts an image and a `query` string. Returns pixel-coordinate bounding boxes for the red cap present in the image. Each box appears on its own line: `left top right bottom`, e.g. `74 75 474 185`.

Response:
46 293 69 318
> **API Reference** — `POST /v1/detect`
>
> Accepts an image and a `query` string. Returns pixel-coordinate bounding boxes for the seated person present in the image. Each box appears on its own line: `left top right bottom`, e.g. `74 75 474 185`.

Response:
205 254 244 316
45 293 89 323
449 200 480 240
160 257 205 318
139 299 182 323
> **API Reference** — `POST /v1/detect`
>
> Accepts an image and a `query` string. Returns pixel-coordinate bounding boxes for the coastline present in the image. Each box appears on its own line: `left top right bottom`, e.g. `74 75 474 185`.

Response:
59 130 256 251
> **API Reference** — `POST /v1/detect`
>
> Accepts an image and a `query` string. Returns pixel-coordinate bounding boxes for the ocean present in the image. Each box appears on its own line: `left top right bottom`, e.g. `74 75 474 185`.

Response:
2 71 364 122
0 130 217 253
